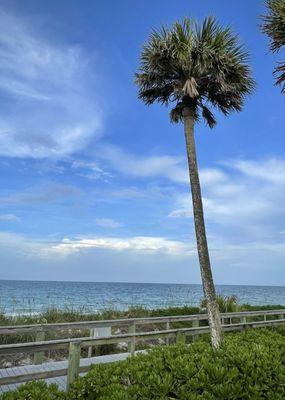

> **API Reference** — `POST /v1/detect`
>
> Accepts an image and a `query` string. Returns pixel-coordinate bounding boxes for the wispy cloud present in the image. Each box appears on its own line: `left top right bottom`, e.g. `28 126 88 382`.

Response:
97 144 188 183
0 213 20 222
0 231 45 258
169 158 285 243
109 185 175 201
95 144 229 186
0 9 102 159
0 184 79 206
94 218 122 228
231 158 285 183
71 160 112 181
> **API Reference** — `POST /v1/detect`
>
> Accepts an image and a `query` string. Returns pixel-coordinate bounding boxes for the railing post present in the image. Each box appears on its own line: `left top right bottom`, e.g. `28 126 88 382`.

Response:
192 318 199 341
278 313 284 320
264 314 267 322
166 320 170 345
241 316 247 331
67 341 81 391
88 328 95 358
33 331 45 365
176 331 186 344
128 322 135 355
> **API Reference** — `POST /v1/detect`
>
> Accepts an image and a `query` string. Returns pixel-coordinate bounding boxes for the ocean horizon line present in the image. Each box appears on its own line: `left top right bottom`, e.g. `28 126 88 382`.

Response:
0 279 285 288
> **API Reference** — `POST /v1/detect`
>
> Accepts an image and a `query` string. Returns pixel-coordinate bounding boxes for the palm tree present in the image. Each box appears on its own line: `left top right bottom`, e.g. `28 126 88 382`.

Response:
135 17 254 349
262 0 285 93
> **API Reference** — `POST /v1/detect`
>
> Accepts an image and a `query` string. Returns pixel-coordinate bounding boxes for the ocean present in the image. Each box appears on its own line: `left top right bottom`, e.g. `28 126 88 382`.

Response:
1 280 285 316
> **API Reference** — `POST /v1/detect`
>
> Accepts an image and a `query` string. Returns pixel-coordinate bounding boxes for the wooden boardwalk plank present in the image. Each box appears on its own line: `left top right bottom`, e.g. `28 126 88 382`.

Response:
0 351 133 393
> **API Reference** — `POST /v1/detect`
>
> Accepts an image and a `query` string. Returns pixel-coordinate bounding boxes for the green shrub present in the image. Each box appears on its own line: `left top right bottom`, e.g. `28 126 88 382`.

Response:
68 329 285 400
2 329 285 400
0 381 65 400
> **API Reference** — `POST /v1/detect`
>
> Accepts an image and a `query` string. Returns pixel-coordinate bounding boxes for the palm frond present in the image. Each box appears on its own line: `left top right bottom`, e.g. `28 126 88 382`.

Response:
261 0 285 92
183 77 199 97
170 100 199 123
262 0 285 52
201 104 217 128
135 16 255 124
274 61 285 92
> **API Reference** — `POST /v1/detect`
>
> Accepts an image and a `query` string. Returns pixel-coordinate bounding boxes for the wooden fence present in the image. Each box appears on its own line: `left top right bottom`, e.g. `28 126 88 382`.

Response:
0 309 284 390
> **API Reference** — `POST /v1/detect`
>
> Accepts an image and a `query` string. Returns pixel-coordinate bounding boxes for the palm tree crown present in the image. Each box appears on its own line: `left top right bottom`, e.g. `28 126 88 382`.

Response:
262 0 285 93
135 17 255 127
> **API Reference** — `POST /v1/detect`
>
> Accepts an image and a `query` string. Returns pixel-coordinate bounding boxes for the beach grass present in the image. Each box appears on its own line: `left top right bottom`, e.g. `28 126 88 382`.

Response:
1 297 285 367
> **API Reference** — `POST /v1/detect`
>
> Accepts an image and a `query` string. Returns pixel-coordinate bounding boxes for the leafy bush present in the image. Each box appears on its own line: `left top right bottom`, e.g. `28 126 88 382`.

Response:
68 329 285 400
2 329 285 399
239 303 285 311
0 381 65 400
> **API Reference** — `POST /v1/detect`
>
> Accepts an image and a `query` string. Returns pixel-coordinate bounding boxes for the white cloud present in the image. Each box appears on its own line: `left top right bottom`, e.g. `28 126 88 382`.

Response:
71 160 112 180
43 235 192 257
2 230 285 285
168 194 191 218
0 231 45 258
0 214 20 222
199 168 227 185
0 231 195 258
94 218 122 228
98 144 188 183
96 144 230 186
169 158 285 243
232 159 285 183
0 231 193 259
0 9 102 159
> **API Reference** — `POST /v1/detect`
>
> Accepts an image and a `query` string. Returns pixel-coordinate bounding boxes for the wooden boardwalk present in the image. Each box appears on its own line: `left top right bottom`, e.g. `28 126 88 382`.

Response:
0 352 132 393
1 309 285 393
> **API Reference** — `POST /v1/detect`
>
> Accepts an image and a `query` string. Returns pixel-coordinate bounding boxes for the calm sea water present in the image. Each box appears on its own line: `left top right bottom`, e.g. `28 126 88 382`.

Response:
1 280 285 315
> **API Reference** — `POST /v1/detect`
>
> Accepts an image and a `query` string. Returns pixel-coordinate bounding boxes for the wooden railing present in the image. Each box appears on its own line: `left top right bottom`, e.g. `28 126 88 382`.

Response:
0 309 284 390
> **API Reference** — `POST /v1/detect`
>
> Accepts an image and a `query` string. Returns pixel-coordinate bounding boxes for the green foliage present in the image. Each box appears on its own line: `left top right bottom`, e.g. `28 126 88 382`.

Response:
2 329 285 399
239 303 285 311
201 295 239 313
135 17 255 125
262 0 285 92
0 305 201 328
68 329 285 400
262 0 285 52
0 381 65 400
1 302 285 329
1 302 285 348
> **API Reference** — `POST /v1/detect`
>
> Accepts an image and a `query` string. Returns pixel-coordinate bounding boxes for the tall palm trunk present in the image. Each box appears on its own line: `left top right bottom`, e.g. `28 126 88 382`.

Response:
183 107 223 350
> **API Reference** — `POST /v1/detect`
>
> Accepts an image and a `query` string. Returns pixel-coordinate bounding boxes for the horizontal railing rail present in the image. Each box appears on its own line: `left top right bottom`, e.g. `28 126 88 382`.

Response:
1 309 284 335
0 309 284 390
1 318 284 355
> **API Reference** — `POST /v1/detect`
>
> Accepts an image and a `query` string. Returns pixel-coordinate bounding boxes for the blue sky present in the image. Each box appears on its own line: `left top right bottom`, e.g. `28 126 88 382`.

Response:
0 0 284 284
